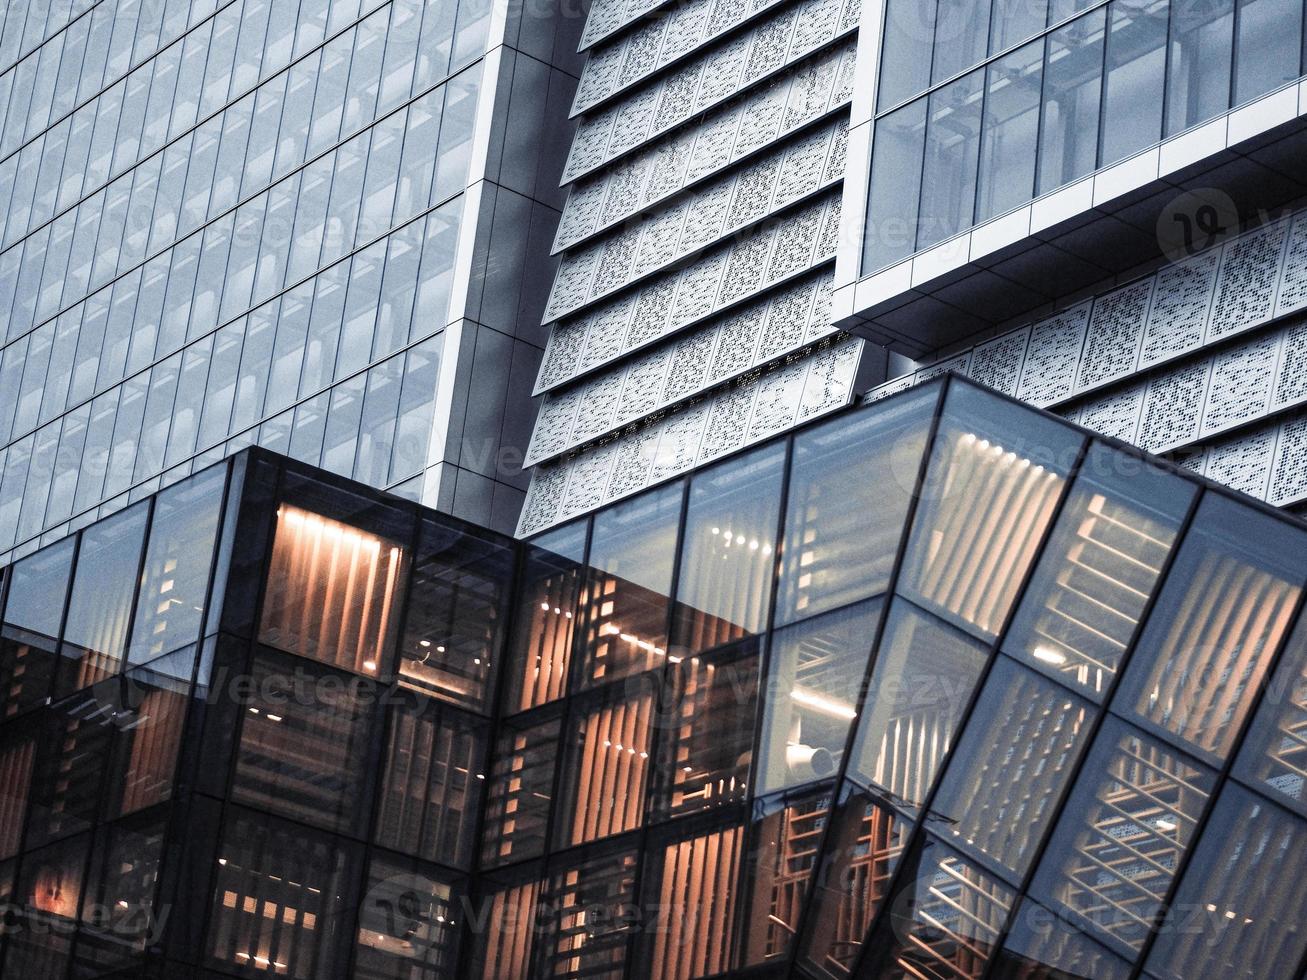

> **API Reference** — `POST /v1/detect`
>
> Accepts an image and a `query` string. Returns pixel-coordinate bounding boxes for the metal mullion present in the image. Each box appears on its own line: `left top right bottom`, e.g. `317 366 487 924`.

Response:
1231 0 1243 110
1095 0 1114 171
783 377 952 974
977 481 1205 980
1125 554 1307 979
845 402 1091 979
1158 0 1177 139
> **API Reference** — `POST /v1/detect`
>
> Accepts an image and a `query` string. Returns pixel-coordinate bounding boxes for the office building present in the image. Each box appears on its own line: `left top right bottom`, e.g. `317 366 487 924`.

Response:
0 0 581 567
522 0 1307 533
1 376 1305 978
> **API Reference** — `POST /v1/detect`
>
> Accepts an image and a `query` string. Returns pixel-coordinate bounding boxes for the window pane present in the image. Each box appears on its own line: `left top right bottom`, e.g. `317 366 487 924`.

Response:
76 813 168 975
1145 783 1307 980
741 788 833 967
0 536 73 717
375 696 487 869
863 99 926 273
1235 615 1307 815
849 600 990 810
654 636 760 820
977 40 1042 223
8 832 88 974
0 731 35 859
931 657 1096 878
797 786 910 979
27 692 114 847
917 69 983 250
259 504 407 675
899 383 1082 638
862 836 1015 979
1234 0 1303 105
505 522 587 711
878 0 938 110
932 0 994 83
759 600 883 795
1038 7 1105 194
777 385 937 626
1165 0 1233 135
1117 495 1307 761
206 808 358 979
399 520 513 712
1101 0 1168 167
108 652 194 817
472 876 543 980
995 896 1132 980
991 0 1049 51
480 715 560 866
671 444 784 656
580 482 681 689
1003 443 1194 699
230 651 374 835
128 462 226 665
57 501 147 695
638 823 744 980
534 845 639 979
1029 717 1216 956
355 856 464 979
556 680 656 846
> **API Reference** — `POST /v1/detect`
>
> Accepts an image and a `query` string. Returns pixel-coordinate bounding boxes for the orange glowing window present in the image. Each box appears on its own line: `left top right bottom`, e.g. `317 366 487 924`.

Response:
259 505 406 676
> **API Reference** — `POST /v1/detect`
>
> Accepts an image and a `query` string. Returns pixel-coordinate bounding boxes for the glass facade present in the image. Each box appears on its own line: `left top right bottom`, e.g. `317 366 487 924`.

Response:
864 0 1307 271
1 375 1306 977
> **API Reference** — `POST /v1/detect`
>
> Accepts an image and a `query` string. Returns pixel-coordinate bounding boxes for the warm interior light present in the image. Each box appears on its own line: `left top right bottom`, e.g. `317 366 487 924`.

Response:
790 687 857 720
1033 645 1068 667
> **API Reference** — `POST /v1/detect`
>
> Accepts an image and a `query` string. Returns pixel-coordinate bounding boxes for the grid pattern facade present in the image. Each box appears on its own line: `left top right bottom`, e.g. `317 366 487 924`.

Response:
0 0 582 565
3 380 1307 979
518 0 872 537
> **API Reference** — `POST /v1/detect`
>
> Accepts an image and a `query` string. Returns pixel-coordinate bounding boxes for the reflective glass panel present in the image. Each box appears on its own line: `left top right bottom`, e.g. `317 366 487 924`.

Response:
1236 615 1307 815
1234 0 1303 105
758 599 884 795
8 832 88 974
900 383 1081 638
1145 783 1307 980
579 482 681 689
399 520 513 712
932 0 993 84
741 787 834 967
76 813 168 974
375 696 488 869
534 845 639 979
260 504 407 676
354 856 464 980
671 444 784 657
864 98 926 272
128 462 225 664
480 715 560 867
506 522 587 711
1101 0 1169 166
849 600 990 811
976 40 1042 223
797 786 910 978
108 652 194 817
0 729 35 859
994 896 1132 979
930 657 1096 878
776 385 937 627
1117 495 1307 761
917 69 983 251
473 875 542 979
1038 7 1105 194
1029 717 1215 956
1165 0 1234 136
650 639 760 821
57 504 147 694
0 536 73 717
991 0 1049 51
26 691 114 848
878 0 937 110
1004 444 1194 700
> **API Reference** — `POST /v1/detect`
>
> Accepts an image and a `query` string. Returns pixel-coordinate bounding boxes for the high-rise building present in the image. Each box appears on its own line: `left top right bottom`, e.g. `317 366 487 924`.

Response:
520 0 1307 532
0 0 581 566
2 377 1306 979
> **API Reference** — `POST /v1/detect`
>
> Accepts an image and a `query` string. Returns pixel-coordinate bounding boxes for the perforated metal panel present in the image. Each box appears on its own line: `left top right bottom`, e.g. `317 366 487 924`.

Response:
1204 427 1276 498
913 352 971 384
795 335 863 424
758 277 819 361
1077 385 1144 444
967 328 1029 395
1139 250 1218 367
571 373 628 444
559 442 619 519
1137 361 1209 452
615 348 674 427
651 401 711 481
1200 332 1279 436
1017 304 1091 407
1075 279 1152 392
1269 412 1307 506
1208 219 1290 340
1271 318 1307 410
1276 211 1307 317
699 384 758 462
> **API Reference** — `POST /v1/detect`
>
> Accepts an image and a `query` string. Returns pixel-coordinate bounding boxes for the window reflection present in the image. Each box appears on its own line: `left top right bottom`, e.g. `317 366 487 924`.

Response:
207 809 357 979
1118 495 1307 761
864 836 1015 979
1101 0 1169 166
76 814 167 974
1004 444 1193 699
399 520 513 712
128 462 225 664
1037 8 1105 195
900 384 1080 639
671 445 784 657
480 716 560 867
0 732 34 859
109 655 193 817
57 503 147 694
849 601 990 811
1146 783 1307 980
355 857 463 980
7 832 88 975
758 600 883 795
798 787 909 978
1029 718 1215 955
1166 0 1233 136
0 536 73 718
1236 617 1307 814
579 483 680 690
260 504 406 676
741 789 833 968
506 523 587 711
995 896 1132 979
777 386 936 627
27 691 115 848
376 697 487 870
536 846 639 979
474 877 542 980
930 658 1095 878
651 641 760 821
557 682 655 846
